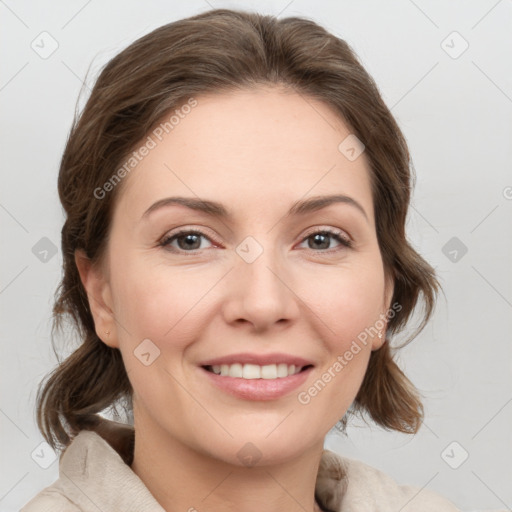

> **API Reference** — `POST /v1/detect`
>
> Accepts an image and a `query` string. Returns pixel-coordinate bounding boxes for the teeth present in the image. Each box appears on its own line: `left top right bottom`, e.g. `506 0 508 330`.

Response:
209 363 303 379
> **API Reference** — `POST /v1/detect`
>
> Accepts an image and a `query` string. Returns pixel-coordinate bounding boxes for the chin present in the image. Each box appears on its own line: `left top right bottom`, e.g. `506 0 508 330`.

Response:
217 426 320 468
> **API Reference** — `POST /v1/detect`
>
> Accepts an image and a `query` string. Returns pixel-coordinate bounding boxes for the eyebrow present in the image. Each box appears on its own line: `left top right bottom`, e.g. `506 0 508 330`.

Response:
141 194 368 222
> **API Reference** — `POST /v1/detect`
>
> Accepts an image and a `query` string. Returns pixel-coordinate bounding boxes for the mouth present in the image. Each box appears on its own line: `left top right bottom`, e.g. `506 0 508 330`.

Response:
202 363 314 379
200 363 314 401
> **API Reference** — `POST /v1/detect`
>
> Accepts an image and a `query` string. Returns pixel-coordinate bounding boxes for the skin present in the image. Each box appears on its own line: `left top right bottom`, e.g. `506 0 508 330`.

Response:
76 85 393 512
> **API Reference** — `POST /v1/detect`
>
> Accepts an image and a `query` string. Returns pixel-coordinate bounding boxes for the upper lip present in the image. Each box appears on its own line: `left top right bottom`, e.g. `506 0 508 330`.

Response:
199 352 314 368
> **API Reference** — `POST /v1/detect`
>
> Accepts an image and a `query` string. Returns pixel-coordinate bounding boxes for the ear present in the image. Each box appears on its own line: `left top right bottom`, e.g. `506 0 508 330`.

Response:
383 272 395 313
372 273 395 351
75 249 119 348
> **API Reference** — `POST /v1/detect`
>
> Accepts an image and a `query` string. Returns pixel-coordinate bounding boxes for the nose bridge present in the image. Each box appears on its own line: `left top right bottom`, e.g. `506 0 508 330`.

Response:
242 242 283 295
223 235 298 328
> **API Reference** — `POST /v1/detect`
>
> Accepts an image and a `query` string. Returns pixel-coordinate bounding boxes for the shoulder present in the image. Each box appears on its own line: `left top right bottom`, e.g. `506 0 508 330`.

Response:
20 428 163 512
317 449 461 512
20 431 98 512
20 430 130 512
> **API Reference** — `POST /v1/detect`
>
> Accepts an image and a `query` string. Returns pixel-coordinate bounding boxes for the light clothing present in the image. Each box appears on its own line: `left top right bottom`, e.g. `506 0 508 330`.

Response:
22 422 460 511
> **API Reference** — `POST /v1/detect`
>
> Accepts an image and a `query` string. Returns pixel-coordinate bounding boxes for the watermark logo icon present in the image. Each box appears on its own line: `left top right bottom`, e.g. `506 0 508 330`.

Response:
134 338 161 366
32 237 58 263
338 134 365 161
31 32 59 59
441 441 469 469
236 236 264 264
31 441 57 469
441 31 469 59
442 236 468 263
236 442 262 467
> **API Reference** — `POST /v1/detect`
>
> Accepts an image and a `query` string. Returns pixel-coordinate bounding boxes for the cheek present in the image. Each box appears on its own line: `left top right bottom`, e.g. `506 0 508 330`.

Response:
295 263 383 416
299 259 386 347
109 249 216 351
108 256 207 405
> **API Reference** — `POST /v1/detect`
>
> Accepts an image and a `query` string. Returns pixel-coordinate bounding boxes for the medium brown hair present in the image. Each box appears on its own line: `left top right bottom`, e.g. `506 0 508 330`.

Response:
38 8 439 449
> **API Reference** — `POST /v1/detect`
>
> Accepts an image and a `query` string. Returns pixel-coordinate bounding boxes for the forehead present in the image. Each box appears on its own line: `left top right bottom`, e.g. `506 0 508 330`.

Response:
115 86 374 223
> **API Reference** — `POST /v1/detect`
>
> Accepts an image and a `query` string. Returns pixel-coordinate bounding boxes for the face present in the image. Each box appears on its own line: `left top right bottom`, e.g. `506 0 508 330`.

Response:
78 86 393 466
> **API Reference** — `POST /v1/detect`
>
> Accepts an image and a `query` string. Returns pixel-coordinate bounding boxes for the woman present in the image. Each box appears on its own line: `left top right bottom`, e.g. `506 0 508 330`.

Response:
22 8 460 512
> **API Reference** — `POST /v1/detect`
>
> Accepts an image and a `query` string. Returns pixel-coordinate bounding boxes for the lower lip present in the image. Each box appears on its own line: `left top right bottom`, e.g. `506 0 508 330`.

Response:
200 366 313 401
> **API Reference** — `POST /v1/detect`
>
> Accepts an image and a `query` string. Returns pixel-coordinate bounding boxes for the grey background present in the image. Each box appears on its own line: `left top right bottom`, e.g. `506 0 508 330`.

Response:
1 1 511 511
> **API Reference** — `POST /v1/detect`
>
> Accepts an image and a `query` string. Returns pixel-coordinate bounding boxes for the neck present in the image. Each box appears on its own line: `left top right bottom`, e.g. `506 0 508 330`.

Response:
130 412 325 512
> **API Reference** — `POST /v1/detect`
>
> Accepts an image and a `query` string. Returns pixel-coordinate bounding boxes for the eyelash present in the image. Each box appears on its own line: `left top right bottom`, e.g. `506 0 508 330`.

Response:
158 227 352 254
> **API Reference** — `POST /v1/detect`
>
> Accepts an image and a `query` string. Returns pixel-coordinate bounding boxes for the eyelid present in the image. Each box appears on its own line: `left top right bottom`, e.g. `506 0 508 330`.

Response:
159 224 353 253
159 227 219 251
300 225 352 244
160 225 219 242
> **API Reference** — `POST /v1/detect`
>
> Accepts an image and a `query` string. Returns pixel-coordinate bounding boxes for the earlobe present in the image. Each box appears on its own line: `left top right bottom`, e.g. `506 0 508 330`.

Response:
371 324 386 351
372 274 395 351
74 249 118 348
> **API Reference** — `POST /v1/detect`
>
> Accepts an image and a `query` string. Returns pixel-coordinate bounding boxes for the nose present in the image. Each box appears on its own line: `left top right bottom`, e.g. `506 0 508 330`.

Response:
221 243 300 333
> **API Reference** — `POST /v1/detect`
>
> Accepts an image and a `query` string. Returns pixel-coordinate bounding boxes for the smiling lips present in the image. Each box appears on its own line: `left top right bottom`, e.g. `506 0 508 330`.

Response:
199 352 315 400
205 362 305 379
200 352 314 379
